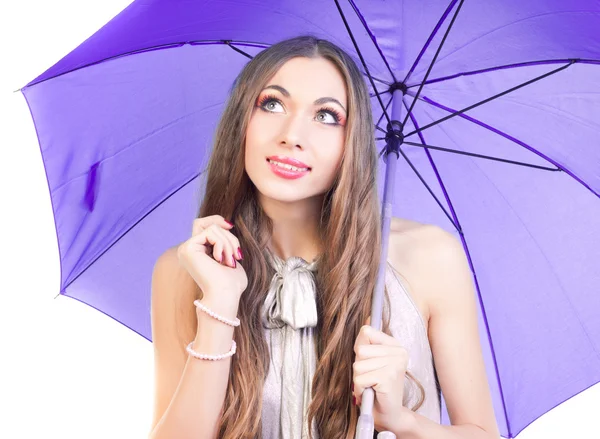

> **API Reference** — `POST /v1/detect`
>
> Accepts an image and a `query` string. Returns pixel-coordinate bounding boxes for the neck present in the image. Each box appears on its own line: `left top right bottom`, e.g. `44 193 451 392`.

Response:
259 192 324 262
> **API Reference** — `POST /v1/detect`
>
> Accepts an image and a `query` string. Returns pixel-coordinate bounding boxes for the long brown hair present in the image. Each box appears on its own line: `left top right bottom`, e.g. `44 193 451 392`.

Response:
188 35 424 438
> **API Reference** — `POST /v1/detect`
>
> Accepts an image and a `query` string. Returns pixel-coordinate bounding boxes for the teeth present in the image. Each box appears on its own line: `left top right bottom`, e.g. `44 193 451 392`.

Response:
268 159 309 172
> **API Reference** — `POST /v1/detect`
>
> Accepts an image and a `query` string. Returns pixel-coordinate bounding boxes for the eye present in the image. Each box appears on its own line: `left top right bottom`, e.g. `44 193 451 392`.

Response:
257 94 343 126
257 95 284 113
316 108 342 126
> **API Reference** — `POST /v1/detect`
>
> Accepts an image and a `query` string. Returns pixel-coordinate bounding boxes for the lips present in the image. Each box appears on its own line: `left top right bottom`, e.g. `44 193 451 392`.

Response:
266 155 311 170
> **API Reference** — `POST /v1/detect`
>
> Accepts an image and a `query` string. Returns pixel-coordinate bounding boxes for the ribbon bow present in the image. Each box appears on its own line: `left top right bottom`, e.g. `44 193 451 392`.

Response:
262 251 320 439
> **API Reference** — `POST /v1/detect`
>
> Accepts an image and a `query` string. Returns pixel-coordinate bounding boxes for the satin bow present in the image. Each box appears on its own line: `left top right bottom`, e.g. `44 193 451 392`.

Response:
262 251 320 439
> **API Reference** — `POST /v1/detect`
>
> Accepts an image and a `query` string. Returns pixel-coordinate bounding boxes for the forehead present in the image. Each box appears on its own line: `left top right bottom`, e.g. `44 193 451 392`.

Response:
265 57 347 106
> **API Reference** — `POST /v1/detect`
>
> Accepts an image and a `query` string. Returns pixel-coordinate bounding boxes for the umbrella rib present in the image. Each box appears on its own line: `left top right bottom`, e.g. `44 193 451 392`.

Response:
405 60 575 137
346 0 398 83
404 98 512 435
405 58 597 88
411 93 600 199
333 0 392 128
370 88 390 99
377 127 459 232
402 0 461 86
374 94 395 135
224 40 391 89
398 141 561 171
380 145 459 231
223 40 253 59
221 40 394 87
21 39 269 89
402 0 465 129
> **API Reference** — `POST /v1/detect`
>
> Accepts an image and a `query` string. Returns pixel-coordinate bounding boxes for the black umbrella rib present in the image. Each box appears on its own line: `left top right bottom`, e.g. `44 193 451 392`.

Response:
333 0 392 128
370 88 390 99
346 0 398 83
223 39 393 87
223 40 253 59
410 93 600 200
405 58 592 88
405 60 575 137
391 99 459 231
402 0 460 86
20 39 270 89
398 142 560 171
402 0 465 129
374 94 394 135
380 143 459 231
224 41 391 93
404 100 511 434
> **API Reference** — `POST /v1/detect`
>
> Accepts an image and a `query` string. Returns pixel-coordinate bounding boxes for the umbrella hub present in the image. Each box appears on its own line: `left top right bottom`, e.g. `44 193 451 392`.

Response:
384 119 404 158
388 81 407 95
382 82 407 159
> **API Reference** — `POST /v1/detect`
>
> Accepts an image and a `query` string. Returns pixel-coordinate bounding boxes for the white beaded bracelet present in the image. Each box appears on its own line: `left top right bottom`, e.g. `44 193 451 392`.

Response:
186 340 237 361
193 299 240 327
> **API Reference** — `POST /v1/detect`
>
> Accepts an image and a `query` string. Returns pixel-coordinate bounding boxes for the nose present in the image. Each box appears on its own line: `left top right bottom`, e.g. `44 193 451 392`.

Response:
279 112 307 150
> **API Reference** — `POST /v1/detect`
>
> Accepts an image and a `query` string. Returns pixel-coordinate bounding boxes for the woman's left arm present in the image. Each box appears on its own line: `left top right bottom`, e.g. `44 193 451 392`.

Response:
397 227 501 439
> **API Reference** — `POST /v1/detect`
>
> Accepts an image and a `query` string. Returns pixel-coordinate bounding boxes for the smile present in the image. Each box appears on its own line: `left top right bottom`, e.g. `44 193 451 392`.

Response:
267 158 311 172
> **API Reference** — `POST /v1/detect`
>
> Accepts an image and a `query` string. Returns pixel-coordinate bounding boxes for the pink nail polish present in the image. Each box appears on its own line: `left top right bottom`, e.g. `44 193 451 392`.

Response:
352 396 356 406
225 220 234 227
237 247 243 260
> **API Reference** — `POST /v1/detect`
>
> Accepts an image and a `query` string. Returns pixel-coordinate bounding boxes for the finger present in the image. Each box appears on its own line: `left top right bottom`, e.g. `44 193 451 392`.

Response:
220 227 243 261
354 325 402 353
193 218 242 261
354 343 406 361
353 368 394 406
353 356 388 379
192 227 226 263
208 225 236 267
191 227 233 266
192 215 234 235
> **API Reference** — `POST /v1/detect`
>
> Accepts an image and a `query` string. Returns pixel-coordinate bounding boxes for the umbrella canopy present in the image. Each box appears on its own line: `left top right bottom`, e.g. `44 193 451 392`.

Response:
19 0 600 437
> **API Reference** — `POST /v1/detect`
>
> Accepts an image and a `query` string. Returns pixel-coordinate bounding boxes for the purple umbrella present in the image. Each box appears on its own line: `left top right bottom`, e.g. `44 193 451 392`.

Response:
18 0 600 438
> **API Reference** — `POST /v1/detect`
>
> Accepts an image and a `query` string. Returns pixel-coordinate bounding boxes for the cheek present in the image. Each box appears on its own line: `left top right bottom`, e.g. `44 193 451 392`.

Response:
311 135 345 189
320 133 345 174
244 117 268 165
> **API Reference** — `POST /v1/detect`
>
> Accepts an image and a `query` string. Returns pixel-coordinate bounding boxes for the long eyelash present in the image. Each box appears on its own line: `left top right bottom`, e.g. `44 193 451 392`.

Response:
320 106 342 124
257 94 281 110
257 94 343 125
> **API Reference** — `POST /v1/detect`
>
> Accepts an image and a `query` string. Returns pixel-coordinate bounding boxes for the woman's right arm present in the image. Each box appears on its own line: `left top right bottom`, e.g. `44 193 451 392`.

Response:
148 247 240 439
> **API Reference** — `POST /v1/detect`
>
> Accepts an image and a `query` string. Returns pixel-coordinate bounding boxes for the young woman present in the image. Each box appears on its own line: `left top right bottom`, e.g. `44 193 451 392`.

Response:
148 35 500 439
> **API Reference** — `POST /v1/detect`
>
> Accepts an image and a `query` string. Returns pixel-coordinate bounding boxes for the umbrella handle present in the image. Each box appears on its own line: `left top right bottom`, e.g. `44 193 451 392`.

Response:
354 87 403 439
354 388 397 439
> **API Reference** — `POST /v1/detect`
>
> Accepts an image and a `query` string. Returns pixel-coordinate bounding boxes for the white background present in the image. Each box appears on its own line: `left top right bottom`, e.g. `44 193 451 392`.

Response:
0 1 598 438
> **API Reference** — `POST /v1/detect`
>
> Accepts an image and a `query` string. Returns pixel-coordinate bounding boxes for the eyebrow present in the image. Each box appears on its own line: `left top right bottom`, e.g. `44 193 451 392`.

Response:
262 84 347 114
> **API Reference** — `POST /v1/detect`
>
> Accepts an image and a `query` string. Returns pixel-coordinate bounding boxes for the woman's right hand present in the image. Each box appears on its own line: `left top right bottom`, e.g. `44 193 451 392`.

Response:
177 215 248 307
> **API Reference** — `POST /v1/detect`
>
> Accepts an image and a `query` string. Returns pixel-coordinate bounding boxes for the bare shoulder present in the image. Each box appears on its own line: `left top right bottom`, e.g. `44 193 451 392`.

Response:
387 217 459 331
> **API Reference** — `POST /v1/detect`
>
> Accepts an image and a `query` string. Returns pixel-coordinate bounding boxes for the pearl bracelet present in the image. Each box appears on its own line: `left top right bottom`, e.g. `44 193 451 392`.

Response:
193 299 240 327
186 340 237 361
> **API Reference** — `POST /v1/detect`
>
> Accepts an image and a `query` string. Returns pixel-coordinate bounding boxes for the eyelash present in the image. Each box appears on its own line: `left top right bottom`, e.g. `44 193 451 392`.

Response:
256 94 343 125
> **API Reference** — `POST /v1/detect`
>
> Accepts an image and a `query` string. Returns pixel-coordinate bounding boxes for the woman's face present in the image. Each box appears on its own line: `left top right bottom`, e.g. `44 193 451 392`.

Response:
245 56 348 204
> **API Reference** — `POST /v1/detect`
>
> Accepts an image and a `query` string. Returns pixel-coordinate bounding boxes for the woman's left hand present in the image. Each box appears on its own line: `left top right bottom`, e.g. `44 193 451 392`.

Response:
352 316 410 433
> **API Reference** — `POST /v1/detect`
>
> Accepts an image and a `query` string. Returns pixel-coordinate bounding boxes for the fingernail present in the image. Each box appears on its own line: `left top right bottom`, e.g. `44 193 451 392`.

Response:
232 256 236 268
225 220 234 227
237 247 243 260
352 396 356 406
